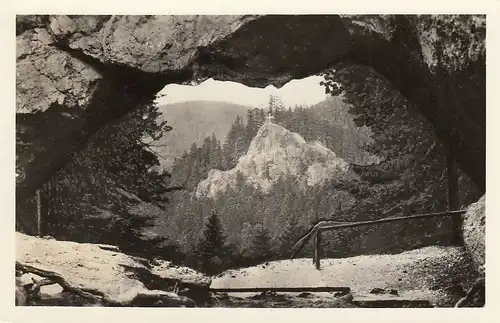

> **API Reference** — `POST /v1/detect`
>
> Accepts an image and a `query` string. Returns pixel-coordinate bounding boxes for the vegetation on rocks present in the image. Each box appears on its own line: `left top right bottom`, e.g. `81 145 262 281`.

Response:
15 14 486 308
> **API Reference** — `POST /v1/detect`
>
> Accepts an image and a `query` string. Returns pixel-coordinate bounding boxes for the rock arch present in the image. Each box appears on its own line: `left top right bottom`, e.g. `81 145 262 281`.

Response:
16 15 485 199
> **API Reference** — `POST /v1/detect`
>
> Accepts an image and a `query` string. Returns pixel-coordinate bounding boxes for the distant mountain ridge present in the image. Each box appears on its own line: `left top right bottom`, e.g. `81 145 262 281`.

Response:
152 101 252 170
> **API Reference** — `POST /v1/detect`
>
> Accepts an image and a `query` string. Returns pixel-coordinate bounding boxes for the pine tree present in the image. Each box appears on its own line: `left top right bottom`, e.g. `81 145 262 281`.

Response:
251 222 273 261
239 222 255 257
245 109 260 144
233 116 247 158
200 136 212 168
17 100 177 248
222 118 238 168
258 108 265 126
196 211 227 274
210 133 222 169
278 213 300 253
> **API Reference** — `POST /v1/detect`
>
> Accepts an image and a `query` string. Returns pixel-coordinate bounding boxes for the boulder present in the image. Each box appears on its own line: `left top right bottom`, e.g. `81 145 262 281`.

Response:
462 195 485 273
16 232 210 306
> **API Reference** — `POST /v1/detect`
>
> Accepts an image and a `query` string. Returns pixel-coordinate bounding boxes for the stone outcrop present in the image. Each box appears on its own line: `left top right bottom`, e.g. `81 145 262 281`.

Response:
462 195 485 273
16 15 485 199
15 233 211 306
196 122 351 198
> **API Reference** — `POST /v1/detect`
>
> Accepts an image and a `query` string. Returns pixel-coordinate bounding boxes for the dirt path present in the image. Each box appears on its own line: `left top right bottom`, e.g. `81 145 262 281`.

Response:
211 246 478 307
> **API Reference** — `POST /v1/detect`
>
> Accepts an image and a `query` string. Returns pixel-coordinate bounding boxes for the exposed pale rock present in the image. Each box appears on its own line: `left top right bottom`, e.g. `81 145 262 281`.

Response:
196 123 351 198
340 15 395 41
19 273 64 296
412 15 486 73
16 232 210 306
16 29 102 114
151 259 211 287
462 195 485 273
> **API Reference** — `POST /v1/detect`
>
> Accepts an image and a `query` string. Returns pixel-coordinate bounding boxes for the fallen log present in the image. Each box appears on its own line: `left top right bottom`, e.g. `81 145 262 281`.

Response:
210 286 350 293
28 278 57 296
97 244 120 252
131 290 196 307
16 262 109 304
15 262 195 307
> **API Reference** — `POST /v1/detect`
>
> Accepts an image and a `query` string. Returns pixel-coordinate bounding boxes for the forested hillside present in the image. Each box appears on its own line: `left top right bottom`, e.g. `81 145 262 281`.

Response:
152 101 251 170
16 90 482 277
15 97 181 259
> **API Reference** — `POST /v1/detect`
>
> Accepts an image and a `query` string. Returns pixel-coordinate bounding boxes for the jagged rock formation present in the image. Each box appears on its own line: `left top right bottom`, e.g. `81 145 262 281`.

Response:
15 233 211 306
16 15 485 199
196 123 351 198
462 195 485 274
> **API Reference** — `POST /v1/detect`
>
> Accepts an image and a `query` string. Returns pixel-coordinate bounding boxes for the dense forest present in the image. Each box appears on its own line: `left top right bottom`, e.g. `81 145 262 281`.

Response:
157 96 369 270
16 86 482 276
16 96 179 258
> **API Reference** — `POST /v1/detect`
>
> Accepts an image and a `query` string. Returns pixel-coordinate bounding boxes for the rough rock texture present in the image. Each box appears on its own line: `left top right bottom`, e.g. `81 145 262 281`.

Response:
338 15 486 191
311 64 461 257
16 233 211 306
16 15 485 199
196 122 351 198
462 195 485 273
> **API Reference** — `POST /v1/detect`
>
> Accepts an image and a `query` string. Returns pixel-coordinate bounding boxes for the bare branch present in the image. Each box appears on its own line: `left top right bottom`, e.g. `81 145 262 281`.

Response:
29 278 57 296
16 262 110 304
16 262 195 307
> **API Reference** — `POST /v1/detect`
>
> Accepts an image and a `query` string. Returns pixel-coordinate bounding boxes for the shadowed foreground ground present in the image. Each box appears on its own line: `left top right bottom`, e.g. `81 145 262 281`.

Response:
211 246 478 307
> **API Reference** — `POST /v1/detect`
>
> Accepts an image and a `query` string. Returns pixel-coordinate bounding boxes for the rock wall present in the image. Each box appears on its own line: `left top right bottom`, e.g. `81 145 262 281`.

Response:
16 15 485 199
462 195 485 273
317 64 454 255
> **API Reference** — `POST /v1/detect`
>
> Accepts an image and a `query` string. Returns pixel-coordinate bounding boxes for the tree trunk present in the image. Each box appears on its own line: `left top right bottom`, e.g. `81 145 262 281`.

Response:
448 152 462 244
36 189 42 237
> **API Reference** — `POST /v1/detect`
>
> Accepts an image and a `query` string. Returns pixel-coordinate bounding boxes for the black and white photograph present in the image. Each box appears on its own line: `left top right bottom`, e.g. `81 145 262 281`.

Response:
11 12 487 311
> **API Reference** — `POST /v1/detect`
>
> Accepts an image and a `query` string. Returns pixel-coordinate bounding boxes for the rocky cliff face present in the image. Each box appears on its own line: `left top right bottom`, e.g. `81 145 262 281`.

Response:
196 123 351 198
16 15 485 199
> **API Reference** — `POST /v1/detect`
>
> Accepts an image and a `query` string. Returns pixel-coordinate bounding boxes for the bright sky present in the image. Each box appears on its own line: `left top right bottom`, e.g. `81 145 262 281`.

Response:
155 75 327 109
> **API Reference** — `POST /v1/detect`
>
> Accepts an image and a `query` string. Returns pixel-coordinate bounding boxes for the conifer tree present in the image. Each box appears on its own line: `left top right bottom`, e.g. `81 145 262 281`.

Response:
278 213 300 253
196 211 227 274
210 133 222 169
16 100 178 250
251 222 273 261
258 108 265 126
201 136 212 168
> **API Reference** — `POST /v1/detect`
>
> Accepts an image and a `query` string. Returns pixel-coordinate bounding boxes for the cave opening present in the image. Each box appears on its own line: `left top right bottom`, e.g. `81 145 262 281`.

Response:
14 14 486 309
18 67 482 265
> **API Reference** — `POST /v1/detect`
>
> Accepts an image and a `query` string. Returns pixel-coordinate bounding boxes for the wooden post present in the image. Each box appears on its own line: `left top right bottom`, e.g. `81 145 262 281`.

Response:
45 180 55 235
312 229 317 265
36 189 42 237
315 229 321 270
447 152 462 244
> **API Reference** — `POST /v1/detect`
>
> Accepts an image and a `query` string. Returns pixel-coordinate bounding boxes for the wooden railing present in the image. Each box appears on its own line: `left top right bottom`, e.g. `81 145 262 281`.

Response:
288 209 467 269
